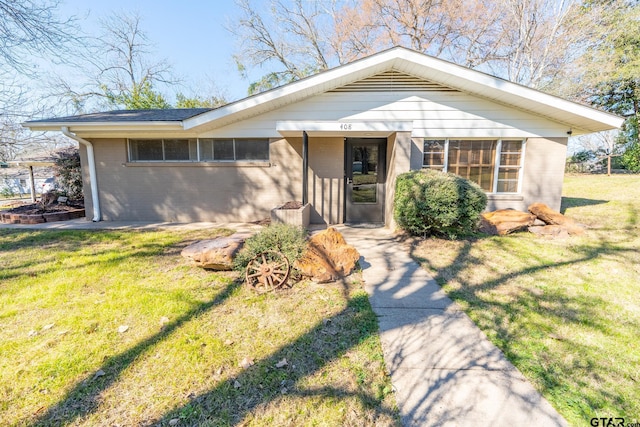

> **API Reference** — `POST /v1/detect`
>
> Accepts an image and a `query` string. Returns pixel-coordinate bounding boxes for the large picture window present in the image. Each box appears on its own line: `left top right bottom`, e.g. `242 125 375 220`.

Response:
128 138 269 162
423 139 524 193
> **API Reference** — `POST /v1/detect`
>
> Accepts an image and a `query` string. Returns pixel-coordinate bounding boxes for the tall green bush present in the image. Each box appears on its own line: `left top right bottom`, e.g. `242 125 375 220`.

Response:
394 169 487 238
233 223 308 271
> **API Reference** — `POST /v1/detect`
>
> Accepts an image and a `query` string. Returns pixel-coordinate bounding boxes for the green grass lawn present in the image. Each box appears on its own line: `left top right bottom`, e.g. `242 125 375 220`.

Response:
411 174 640 425
0 228 398 426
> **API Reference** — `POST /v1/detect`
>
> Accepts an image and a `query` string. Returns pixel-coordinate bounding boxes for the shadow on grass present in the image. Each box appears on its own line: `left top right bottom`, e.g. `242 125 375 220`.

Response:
0 234 171 283
26 285 395 426
409 231 640 422
28 279 242 426
560 197 608 214
151 291 395 426
16 229 396 425
0 229 227 283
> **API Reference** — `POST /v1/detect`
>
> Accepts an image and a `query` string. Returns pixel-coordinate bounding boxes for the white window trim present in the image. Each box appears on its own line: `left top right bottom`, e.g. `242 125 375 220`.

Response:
422 138 525 194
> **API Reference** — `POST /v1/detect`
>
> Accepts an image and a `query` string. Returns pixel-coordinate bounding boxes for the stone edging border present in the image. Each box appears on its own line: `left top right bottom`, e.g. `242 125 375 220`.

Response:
0 209 85 224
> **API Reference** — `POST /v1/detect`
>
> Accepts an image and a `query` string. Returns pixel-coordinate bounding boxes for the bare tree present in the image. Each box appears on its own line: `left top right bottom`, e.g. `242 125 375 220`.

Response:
230 0 344 93
486 0 595 89
230 0 600 94
50 12 177 112
0 0 77 74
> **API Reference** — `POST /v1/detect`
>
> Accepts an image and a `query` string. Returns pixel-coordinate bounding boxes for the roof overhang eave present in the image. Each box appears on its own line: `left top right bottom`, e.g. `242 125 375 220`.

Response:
22 121 185 133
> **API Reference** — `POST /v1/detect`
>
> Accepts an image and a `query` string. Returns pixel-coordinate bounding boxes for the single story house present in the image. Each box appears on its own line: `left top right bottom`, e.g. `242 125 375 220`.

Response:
25 47 622 226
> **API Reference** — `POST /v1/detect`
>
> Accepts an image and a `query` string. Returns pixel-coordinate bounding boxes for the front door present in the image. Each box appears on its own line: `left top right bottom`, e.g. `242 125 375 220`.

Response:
345 138 386 223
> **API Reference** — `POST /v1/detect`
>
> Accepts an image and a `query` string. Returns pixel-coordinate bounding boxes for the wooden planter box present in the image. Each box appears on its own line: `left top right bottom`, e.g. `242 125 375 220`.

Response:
270 203 311 228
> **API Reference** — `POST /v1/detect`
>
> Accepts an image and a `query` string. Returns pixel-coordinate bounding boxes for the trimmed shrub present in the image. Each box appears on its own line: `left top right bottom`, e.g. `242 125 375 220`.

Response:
233 223 308 271
394 169 487 238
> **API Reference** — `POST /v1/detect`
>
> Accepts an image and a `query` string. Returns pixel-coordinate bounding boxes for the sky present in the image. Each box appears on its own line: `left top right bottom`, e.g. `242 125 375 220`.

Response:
56 0 266 103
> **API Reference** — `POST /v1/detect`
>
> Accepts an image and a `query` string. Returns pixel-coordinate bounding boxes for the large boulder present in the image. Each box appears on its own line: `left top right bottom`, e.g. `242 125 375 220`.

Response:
181 233 252 270
294 227 360 283
528 203 585 235
479 209 537 235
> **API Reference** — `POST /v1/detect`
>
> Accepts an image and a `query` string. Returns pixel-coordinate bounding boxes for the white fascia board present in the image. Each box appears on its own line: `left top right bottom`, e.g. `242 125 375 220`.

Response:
23 121 184 133
391 49 624 131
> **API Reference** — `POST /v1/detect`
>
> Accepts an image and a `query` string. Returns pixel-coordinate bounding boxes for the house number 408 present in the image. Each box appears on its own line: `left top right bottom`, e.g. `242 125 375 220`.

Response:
340 123 352 130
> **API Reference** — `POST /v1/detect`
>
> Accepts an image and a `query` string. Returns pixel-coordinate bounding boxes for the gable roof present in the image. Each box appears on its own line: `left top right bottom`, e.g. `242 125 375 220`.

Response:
25 47 623 135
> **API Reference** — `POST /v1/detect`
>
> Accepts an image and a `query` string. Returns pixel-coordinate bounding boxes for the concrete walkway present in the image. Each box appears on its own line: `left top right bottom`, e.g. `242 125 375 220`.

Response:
338 226 567 427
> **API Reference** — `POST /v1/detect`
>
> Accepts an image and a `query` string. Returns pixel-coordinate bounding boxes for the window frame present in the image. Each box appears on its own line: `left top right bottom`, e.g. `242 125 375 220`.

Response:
128 138 197 162
127 138 270 163
422 138 526 194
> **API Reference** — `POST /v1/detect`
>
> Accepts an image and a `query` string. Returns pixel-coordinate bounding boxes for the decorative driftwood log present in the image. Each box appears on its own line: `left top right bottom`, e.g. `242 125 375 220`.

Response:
527 203 585 235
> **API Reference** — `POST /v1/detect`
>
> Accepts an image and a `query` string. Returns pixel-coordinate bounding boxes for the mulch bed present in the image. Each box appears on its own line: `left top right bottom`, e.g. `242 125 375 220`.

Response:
4 201 84 215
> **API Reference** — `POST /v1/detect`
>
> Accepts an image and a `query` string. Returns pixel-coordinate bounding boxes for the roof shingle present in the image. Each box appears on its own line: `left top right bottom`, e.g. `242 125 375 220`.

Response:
26 108 214 124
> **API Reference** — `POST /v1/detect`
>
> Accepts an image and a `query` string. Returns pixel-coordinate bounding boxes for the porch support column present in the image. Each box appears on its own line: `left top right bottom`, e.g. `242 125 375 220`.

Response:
28 165 36 203
302 131 308 205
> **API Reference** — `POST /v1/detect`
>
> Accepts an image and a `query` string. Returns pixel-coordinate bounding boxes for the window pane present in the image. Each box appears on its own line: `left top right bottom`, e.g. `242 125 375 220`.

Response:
189 140 198 160
130 139 162 161
423 139 445 168
501 152 521 165
164 139 192 161
214 139 235 160
497 168 520 193
502 140 522 153
497 181 517 193
235 139 269 161
447 140 496 191
498 169 519 180
200 139 214 160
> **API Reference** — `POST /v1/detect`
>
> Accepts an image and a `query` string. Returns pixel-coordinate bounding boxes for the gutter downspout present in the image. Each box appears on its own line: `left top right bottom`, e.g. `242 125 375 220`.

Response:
302 131 308 205
61 126 101 222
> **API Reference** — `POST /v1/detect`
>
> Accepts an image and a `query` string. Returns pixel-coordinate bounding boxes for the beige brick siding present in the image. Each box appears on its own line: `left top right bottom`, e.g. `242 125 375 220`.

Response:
81 137 351 224
406 136 569 212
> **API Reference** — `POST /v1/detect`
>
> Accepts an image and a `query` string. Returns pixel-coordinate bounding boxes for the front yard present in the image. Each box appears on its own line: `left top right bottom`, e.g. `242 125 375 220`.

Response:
411 174 640 425
0 228 397 426
3 173 638 426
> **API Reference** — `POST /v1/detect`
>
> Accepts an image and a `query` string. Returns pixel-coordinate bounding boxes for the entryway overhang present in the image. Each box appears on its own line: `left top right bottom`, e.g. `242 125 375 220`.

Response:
276 121 413 137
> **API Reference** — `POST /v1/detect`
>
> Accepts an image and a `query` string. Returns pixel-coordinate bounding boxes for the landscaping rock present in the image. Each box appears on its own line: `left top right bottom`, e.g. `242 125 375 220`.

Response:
479 209 536 235
528 203 585 235
294 227 360 283
181 233 252 270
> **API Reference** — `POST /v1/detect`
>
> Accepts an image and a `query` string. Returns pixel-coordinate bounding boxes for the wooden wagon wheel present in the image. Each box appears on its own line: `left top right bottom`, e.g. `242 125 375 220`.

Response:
245 250 290 293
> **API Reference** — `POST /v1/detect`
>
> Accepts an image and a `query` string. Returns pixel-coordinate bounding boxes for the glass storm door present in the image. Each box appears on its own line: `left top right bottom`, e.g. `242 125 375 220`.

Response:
345 138 386 223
